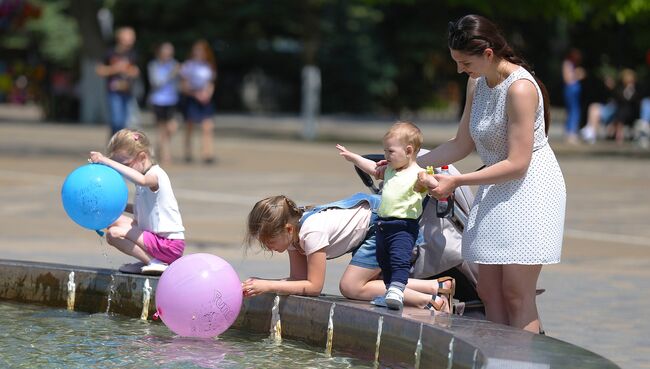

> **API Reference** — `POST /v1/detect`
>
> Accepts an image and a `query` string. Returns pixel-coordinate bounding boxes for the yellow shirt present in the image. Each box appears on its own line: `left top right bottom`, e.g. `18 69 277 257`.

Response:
377 165 425 219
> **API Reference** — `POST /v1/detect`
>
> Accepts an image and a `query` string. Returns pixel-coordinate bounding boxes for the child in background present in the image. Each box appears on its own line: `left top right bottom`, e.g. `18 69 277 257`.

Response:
336 121 435 310
147 42 179 166
89 128 185 275
179 39 217 164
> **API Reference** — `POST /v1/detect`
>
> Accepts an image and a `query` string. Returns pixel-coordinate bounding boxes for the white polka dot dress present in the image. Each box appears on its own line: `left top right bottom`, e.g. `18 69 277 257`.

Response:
462 67 566 265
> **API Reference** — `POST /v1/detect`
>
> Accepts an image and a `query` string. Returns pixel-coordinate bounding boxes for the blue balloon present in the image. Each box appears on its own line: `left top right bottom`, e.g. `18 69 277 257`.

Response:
61 164 128 231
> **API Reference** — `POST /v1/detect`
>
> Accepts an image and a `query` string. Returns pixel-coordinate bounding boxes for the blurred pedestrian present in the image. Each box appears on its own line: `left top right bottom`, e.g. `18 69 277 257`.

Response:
611 68 642 145
148 42 180 166
180 40 217 164
562 48 585 144
96 26 140 136
581 73 617 144
636 97 650 149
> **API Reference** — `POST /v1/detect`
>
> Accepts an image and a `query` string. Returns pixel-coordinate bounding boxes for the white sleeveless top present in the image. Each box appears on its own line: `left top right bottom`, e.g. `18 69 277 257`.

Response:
462 67 566 264
134 165 185 239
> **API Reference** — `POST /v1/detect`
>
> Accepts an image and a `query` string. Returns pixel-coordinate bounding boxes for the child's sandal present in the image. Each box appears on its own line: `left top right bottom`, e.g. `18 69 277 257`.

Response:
436 276 456 304
425 294 450 313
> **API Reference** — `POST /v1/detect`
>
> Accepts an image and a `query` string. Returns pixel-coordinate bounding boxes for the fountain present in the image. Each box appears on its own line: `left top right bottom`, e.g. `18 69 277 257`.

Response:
0 259 620 368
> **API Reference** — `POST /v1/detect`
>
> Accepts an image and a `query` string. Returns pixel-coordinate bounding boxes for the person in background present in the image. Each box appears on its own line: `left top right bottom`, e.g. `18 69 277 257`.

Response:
611 68 642 145
180 39 217 164
96 26 140 136
148 42 180 166
562 48 585 144
637 52 650 148
581 73 617 144
636 96 650 149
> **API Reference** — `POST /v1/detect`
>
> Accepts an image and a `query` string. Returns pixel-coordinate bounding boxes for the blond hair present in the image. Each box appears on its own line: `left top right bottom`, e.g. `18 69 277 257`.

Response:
620 68 636 85
107 128 155 162
245 195 303 252
383 121 423 154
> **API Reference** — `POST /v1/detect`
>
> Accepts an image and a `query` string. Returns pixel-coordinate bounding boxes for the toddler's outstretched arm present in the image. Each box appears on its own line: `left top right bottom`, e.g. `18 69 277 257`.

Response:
336 144 384 180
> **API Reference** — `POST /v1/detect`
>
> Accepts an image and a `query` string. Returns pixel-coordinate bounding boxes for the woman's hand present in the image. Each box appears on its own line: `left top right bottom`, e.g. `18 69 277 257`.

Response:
242 278 270 297
416 171 439 193
428 174 457 199
195 88 212 104
89 151 106 164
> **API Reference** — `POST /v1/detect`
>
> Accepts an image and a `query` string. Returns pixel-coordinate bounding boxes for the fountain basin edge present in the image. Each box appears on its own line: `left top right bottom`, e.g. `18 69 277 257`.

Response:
0 259 618 369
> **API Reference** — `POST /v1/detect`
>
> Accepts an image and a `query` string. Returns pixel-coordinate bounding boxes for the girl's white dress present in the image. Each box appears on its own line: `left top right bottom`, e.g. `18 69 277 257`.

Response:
462 67 566 264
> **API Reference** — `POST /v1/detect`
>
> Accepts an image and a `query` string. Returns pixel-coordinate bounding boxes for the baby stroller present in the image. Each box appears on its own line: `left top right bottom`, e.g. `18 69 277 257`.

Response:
353 150 483 316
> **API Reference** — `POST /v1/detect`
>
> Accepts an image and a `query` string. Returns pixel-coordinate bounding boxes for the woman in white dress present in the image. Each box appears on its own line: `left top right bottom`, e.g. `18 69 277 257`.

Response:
417 14 566 333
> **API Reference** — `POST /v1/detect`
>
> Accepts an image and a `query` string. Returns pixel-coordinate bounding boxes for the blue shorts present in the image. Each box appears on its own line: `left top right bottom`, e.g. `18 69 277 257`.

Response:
349 212 380 269
641 98 650 122
600 102 616 125
183 96 214 122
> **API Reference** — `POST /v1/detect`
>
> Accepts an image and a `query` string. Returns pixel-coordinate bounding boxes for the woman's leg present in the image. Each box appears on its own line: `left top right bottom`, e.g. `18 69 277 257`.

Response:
158 116 177 166
477 264 509 325
108 92 128 135
105 215 151 263
581 103 601 143
563 83 581 141
640 97 650 123
200 117 215 162
502 264 542 333
184 120 194 162
339 265 449 309
614 121 625 145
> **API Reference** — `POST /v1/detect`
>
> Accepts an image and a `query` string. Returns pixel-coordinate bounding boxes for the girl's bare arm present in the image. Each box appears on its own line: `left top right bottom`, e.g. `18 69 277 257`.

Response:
242 250 326 297
89 152 159 190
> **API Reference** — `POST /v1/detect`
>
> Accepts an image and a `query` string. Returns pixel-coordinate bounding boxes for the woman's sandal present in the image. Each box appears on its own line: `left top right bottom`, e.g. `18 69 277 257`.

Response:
425 294 451 313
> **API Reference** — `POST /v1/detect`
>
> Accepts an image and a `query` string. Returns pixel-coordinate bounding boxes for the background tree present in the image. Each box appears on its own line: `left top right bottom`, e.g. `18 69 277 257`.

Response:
7 0 650 119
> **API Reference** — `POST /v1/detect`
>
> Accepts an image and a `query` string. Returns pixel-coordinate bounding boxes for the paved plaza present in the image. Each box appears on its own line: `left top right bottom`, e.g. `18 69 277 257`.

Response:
0 105 648 368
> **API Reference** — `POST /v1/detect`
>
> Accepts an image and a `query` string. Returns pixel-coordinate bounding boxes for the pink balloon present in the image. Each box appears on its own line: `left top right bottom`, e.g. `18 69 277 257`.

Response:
155 253 243 338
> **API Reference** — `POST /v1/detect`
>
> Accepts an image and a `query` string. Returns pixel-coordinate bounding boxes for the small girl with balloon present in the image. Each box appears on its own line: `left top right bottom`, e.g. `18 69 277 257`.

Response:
89 128 185 274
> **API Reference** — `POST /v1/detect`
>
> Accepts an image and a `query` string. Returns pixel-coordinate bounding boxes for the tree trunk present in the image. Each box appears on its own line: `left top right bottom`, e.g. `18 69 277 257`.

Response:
70 0 107 124
300 1 321 140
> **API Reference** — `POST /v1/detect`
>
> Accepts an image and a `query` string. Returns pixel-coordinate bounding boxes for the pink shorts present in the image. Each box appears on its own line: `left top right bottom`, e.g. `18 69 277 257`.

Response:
143 231 185 264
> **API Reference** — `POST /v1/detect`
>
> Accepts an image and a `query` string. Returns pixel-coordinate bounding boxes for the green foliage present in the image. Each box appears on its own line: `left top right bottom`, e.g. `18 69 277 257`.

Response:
25 0 81 66
436 0 650 24
97 0 650 113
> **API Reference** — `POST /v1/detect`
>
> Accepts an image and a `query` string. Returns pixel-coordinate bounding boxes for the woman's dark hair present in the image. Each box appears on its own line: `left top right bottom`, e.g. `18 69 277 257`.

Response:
448 14 551 135
565 48 582 65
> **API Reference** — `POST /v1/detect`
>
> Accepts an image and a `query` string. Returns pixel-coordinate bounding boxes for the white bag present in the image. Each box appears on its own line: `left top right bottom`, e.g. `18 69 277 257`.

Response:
410 164 478 287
